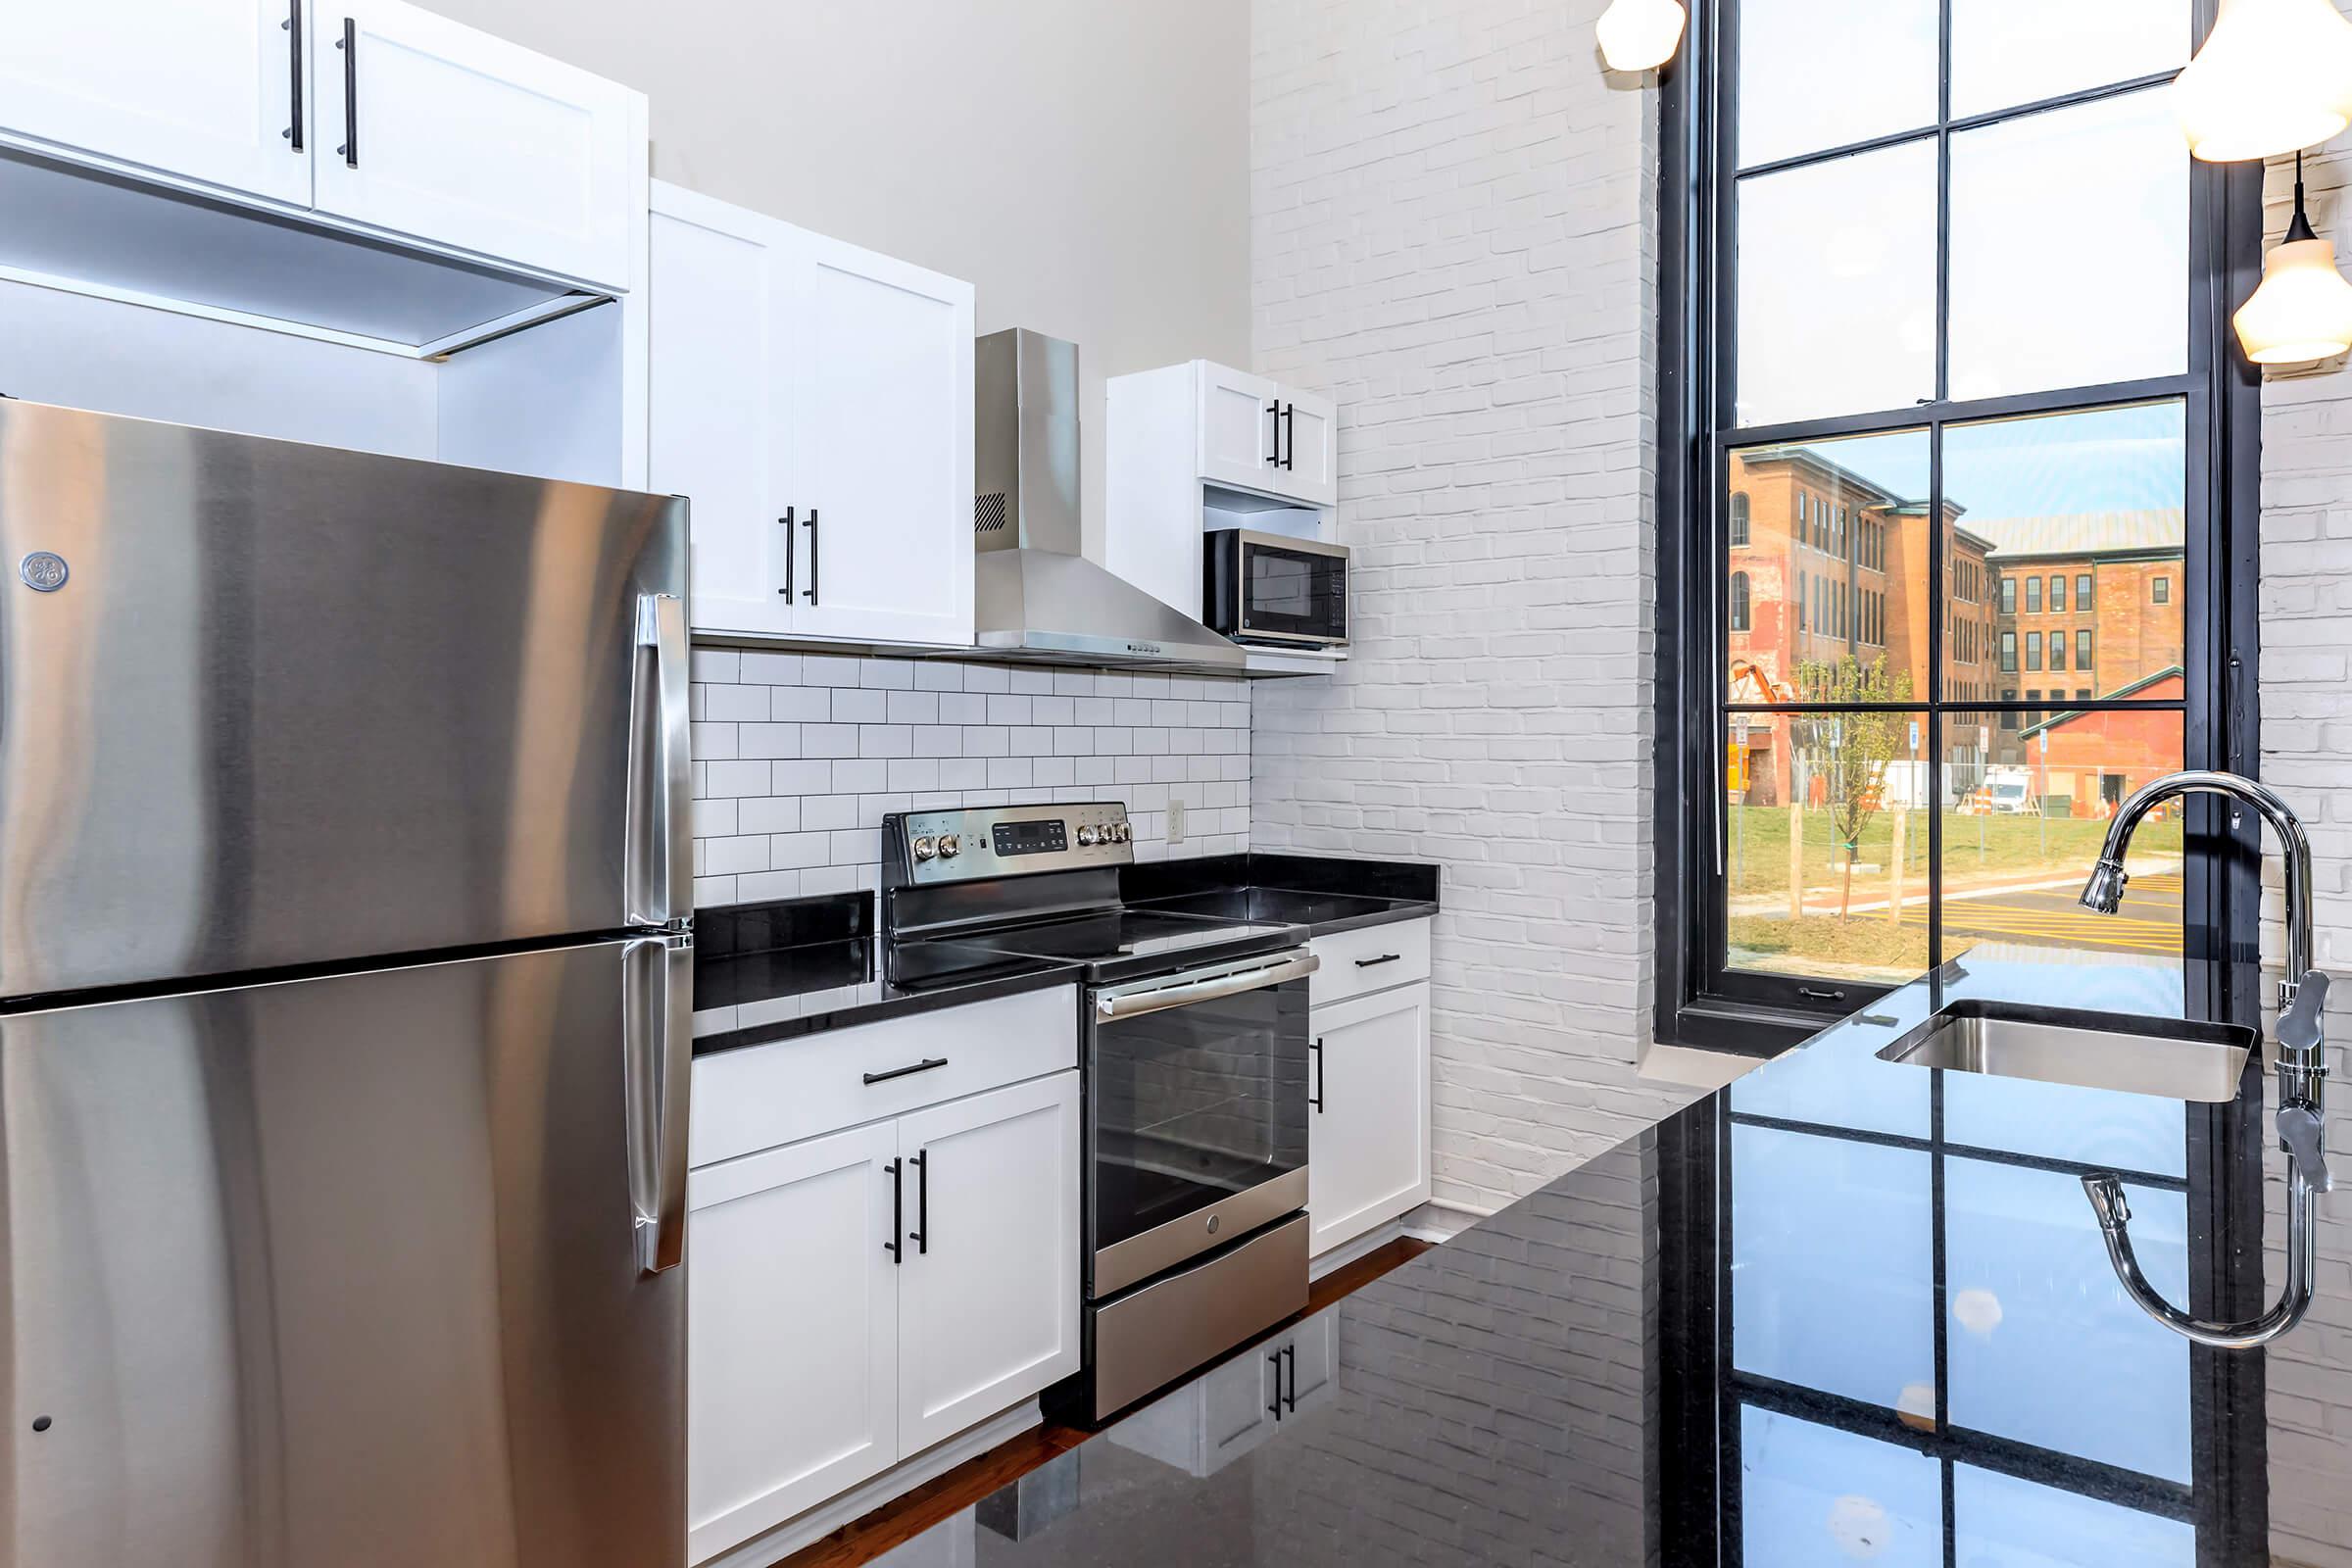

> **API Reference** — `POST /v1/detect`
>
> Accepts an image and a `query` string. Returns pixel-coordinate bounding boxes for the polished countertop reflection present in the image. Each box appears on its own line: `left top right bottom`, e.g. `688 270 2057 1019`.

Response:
879 947 2338 1567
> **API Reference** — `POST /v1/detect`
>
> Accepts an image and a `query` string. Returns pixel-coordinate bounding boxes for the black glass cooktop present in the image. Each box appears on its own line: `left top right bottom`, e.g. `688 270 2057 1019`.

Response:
959 908 1299 964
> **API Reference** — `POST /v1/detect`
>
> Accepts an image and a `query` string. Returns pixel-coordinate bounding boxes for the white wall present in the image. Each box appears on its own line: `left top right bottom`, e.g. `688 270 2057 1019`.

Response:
1249 0 1700 1215
430 0 1250 562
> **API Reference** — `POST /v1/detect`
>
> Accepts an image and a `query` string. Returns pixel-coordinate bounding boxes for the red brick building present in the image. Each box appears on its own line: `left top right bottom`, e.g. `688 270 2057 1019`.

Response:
2017 668 2185 814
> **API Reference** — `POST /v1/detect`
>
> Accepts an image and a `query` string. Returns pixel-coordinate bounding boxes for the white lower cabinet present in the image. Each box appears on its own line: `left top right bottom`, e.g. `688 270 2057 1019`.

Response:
1109 1307 1341 1478
685 1026 1080 1564
1306 976 1433 1258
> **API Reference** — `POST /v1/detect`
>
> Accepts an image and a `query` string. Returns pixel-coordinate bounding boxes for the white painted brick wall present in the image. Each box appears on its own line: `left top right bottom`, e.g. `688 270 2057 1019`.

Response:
688 649 1250 907
2255 43 2352 1559
1250 0 1698 1214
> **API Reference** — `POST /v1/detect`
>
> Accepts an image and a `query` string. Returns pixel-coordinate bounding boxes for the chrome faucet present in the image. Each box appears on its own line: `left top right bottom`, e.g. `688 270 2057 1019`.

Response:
2075 769 2330 1350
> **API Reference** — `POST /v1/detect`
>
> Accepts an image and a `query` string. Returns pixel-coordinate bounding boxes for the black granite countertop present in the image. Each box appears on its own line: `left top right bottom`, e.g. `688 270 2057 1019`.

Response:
691 854 1440 1054
890 947 2331 1566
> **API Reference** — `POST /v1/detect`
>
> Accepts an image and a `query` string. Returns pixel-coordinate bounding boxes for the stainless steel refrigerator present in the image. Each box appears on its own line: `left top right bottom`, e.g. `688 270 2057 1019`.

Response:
0 400 692 1567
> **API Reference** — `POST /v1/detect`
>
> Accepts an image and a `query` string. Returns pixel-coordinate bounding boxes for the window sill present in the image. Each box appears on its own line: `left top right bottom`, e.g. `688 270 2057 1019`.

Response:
1656 996 1841 1060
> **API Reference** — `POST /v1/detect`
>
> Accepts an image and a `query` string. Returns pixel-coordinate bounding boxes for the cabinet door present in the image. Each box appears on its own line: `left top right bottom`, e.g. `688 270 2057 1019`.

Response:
310 0 638 284
1199 1343 1284 1470
1196 361 1282 496
1307 983 1433 1257
686 1122 900 1563
895 1072 1082 1453
1278 387 1339 509
650 186 799 638
789 232 975 647
0 0 310 206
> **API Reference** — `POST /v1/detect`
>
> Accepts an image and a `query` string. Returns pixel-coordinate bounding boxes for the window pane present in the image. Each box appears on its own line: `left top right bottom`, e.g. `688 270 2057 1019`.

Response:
1738 141 1937 426
1947 403 2187 697
1737 0 1938 168
1741 1408 1943 1568
1954 1467 2195 1568
1728 429 1932 703
1724 710 1931 985
1945 1158 2192 1483
1940 708 2184 964
1733 1125 1935 1407
1949 90 2187 401
1949 0 2191 120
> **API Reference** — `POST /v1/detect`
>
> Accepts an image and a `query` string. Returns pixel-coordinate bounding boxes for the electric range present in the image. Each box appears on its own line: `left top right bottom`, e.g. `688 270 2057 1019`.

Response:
881 802 1318 1422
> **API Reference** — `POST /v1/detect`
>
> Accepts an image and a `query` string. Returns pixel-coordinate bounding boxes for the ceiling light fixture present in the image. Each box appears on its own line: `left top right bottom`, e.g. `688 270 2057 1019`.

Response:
2176 0 2352 163
1597 0 1687 74
2235 152 2352 365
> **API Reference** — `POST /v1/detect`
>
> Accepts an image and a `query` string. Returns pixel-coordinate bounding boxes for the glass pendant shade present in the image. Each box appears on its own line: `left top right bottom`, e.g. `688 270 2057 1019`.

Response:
1597 0 1688 72
2235 235 2352 362
2175 0 2352 162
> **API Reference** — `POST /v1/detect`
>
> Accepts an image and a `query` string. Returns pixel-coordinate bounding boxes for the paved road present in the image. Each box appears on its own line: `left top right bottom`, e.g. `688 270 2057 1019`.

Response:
1896 872 2184 956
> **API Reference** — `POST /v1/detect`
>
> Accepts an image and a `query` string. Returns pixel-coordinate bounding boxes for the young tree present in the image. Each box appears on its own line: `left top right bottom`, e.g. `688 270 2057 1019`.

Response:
1793 656 1914 923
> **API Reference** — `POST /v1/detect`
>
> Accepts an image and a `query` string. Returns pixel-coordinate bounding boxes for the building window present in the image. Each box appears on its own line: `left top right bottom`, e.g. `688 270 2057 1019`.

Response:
2077 629 2093 671
1730 492 1750 547
1661 0 2243 1052
1730 571 1750 632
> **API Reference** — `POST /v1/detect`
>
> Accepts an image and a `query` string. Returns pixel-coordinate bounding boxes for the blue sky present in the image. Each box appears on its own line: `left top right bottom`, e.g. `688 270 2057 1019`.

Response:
1785 401 2185 523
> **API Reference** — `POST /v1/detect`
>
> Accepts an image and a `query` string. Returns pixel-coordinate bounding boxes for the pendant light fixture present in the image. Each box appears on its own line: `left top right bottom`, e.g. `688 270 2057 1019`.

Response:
2176 0 2352 163
1597 0 1687 73
2235 153 2352 364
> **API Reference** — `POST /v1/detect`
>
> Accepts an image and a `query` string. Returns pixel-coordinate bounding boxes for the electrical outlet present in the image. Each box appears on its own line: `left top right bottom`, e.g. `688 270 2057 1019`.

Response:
1167 799 1186 844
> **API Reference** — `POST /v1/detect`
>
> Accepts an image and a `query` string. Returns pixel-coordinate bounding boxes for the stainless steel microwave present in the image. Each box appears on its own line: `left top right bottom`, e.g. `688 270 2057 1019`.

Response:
1203 530 1349 649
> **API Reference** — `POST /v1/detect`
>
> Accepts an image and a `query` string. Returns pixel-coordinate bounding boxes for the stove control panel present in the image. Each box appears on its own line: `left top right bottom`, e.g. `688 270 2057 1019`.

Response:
888 802 1133 887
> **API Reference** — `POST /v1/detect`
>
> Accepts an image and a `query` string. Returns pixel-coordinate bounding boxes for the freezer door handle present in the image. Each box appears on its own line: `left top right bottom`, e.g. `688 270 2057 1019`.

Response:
628 593 692 928
623 936 692 1275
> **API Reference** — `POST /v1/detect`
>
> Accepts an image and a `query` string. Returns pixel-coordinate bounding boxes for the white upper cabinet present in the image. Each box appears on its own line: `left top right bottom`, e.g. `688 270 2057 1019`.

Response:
1196 362 1281 496
0 0 312 207
648 185 798 639
1277 389 1338 507
650 180 976 649
0 0 310 207
789 233 975 647
310 0 639 286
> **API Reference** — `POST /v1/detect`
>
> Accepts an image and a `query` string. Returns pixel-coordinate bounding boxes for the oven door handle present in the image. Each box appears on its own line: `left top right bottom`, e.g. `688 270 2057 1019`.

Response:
1094 950 1320 1020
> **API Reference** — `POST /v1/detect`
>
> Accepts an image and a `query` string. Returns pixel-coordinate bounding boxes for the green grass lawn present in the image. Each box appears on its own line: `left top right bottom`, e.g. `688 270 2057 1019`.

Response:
1722 804 2182 901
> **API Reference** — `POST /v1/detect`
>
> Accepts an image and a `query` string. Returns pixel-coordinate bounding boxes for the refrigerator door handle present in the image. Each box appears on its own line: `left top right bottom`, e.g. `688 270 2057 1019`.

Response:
628 593 692 928
623 935 692 1275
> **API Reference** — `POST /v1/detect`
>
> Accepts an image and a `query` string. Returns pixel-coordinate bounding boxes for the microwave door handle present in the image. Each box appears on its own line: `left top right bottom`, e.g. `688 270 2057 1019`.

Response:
627 593 690 927
1095 952 1320 1021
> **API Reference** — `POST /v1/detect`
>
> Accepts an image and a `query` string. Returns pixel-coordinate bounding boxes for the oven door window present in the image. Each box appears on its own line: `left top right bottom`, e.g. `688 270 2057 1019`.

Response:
1242 544 1345 643
1090 976 1310 1252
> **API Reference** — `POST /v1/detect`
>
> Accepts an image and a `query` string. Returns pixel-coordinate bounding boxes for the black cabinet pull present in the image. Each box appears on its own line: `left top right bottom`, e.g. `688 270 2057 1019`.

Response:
779 507 795 598
1353 954 1402 969
909 1151 929 1255
1797 985 1846 1004
283 2 303 150
1267 1351 1284 1420
1280 403 1297 470
884 1158 903 1263
1308 1037 1325 1113
1283 1343 1298 1412
863 1056 948 1085
336 18 357 167
1265 400 1280 466
802 509 819 604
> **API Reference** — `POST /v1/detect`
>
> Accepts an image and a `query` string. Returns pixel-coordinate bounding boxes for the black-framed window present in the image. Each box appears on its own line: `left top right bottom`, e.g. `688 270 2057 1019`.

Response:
1654 0 2265 1053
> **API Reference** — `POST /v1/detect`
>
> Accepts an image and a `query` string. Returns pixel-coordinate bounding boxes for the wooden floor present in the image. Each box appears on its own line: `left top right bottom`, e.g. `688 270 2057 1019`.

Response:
781 1236 1435 1568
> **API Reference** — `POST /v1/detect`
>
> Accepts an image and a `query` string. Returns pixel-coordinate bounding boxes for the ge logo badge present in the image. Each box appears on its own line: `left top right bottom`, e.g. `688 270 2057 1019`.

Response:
18 552 67 593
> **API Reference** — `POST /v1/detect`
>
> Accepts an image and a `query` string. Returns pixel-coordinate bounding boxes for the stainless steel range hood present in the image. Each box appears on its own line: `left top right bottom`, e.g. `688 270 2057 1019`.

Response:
967 328 1246 674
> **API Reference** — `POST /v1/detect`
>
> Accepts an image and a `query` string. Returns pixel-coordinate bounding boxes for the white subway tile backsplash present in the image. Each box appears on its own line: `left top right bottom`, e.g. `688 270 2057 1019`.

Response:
691 654 1252 906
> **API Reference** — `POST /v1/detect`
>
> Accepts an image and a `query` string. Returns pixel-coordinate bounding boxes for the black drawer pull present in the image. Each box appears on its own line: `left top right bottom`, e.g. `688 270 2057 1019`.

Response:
1283 1343 1298 1411
1354 954 1402 969
779 507 795 597
283 1 303 150
884 1158 903 1263
909 1151 929 1254
864 1056 948 1085
336 17 357 167
1268 1351 1285 1420
1309 1037 1325 1113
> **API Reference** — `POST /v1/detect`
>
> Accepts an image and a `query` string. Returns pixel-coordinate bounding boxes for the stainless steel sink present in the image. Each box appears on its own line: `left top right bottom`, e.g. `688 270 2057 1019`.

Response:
1875 1001 2257 1102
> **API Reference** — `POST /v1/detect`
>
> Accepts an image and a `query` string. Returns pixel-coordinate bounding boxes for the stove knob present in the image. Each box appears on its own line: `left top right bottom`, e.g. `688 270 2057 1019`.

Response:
911 836 937 861
1110 821 1132 843
1078 825 1102 847
938 835 961 858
